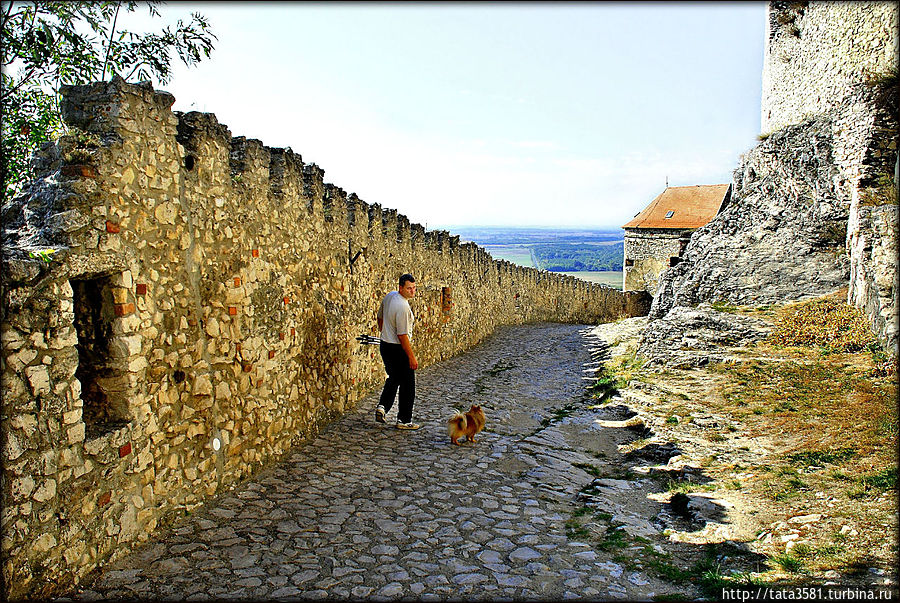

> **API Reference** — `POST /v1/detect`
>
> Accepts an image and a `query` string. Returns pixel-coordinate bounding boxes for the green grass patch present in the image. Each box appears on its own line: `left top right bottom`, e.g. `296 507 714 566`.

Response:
859 466 897 491
564 519 591 540
647 557 693 583
588 368 622 404
596 526 628 551
540 403 578 427
770 553 805 574
786 447 857 466
711 301 740 313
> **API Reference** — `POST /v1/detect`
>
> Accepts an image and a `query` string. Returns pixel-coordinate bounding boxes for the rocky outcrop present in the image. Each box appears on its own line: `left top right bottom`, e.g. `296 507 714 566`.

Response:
650 112 851 319
637 305 771 369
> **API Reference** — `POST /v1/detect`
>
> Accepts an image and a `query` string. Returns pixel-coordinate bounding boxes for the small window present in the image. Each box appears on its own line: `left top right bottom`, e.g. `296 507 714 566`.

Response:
625 259 634 267
669 256 682 267
664 210 675 219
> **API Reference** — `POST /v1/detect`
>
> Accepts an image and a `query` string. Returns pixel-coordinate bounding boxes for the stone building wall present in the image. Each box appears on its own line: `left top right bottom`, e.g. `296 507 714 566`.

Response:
622 229 689 296
0 78 649 600
761 1 899 134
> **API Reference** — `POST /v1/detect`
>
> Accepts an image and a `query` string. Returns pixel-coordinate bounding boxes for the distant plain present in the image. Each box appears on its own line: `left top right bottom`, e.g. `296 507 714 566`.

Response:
452 227 625 290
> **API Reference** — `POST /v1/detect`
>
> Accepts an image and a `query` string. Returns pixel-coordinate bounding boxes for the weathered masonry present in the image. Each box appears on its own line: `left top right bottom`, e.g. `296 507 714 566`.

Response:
761 0 899 134
0 77 650 600
622 184 731 295
762 0 899 351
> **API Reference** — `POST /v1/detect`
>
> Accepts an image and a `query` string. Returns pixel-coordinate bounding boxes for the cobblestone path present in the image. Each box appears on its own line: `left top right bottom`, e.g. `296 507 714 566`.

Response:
67 323 675 601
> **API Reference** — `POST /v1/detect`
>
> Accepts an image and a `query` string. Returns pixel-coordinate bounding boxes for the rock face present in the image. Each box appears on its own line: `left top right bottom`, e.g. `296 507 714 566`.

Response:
652 1 899 355
637 305 771 369
848 202 899 353
650 113 851 319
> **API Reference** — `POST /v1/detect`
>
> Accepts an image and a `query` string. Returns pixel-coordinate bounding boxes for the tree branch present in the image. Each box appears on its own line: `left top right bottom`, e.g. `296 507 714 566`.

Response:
100 1 120 81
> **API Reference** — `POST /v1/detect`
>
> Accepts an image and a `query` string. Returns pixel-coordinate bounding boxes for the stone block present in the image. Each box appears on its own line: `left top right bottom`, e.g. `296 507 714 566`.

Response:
11 476 35 500
24 365 51 396
192 374 213 396
215 381 231 401
111 287 129 304
30 533 57 555
154 201 177 225
1 326 26 350
109 335 142 358
67 422 85 445
204 317 220 337
49 326 78 349
114 303 135 317
32 479 57 502
62 408 82 425
59 447 79 468
10 414 37 432
8 347 38 372
127 356 148 372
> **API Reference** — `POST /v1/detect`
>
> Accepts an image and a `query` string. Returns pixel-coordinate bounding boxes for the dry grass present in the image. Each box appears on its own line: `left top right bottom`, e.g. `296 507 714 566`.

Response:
706 297 897 581
768 298 877 352
627 292 898 586
710 357 896 461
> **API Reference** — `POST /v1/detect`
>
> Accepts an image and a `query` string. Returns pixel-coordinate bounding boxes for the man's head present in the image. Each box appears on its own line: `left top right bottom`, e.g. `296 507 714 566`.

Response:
398 273 416 299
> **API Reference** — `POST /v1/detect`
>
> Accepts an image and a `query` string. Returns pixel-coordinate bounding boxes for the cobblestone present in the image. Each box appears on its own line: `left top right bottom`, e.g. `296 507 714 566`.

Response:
63 323 684 601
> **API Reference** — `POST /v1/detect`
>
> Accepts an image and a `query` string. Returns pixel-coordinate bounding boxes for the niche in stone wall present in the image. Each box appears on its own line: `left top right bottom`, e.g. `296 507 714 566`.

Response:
71 275 132 438
441 287 452 317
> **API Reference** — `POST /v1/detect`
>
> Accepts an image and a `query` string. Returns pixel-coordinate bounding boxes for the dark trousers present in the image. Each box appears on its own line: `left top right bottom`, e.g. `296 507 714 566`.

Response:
379 342 415 423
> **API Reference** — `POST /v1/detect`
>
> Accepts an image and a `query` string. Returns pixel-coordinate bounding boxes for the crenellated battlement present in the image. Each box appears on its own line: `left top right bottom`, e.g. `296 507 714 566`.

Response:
0 76 649 599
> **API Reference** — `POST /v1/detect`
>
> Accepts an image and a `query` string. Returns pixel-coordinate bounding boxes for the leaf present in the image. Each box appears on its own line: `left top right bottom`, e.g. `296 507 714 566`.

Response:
2 1 217 200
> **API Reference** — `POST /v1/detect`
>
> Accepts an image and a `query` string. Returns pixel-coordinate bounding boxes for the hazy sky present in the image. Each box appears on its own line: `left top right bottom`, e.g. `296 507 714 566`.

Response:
120 2 767 229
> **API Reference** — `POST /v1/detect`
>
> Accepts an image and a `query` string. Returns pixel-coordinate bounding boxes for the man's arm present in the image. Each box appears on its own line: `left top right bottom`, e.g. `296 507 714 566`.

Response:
377 318 383 331
397 334 418 370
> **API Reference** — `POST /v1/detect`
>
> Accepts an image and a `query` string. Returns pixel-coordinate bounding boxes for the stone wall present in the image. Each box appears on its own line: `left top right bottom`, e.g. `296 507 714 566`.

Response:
0 77 650 600
761 1 899 133
622 228 689 295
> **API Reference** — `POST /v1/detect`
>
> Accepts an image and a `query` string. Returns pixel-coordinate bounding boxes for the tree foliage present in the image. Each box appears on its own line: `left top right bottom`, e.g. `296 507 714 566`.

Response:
533 242 624 272
1 1 216 200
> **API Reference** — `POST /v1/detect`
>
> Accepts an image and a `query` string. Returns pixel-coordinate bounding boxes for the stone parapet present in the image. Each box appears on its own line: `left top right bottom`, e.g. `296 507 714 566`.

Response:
0 76 647 600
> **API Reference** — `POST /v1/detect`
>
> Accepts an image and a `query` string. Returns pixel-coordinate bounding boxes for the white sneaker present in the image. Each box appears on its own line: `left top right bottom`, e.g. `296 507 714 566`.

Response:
396 421 421 430
375 406 386 424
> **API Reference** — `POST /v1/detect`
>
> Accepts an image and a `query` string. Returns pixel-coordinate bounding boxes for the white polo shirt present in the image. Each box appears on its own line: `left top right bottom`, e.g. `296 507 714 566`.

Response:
377 290 414 344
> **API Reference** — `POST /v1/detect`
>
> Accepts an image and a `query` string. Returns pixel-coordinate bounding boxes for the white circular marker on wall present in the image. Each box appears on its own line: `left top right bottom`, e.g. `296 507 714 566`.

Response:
212 437 221 451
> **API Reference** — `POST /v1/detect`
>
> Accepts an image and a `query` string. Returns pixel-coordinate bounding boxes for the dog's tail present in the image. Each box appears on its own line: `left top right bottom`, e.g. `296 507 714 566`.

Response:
448 412 466 433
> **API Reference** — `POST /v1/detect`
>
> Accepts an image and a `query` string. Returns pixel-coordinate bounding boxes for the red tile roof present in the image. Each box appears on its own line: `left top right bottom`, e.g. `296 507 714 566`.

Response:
622 184 731 229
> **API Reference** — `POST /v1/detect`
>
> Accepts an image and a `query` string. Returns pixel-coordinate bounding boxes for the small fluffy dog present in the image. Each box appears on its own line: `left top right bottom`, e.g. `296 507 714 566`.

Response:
448 404 486 445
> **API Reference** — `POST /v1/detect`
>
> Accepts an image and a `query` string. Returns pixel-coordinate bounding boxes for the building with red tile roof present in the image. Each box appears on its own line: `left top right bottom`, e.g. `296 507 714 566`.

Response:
622 184 731 294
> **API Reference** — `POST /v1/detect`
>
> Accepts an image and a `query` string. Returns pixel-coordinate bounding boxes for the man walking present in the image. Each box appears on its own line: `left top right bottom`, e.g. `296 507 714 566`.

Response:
375 273 420 429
